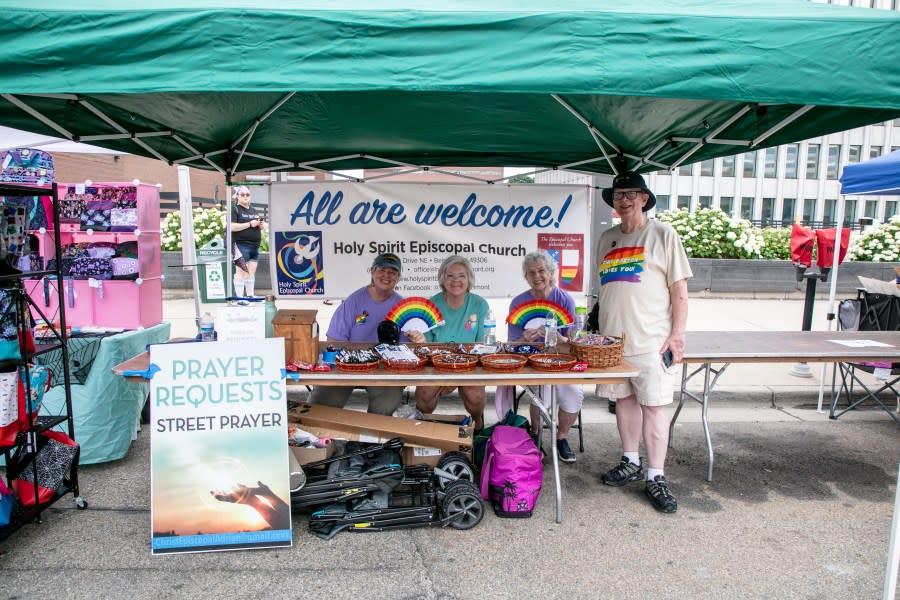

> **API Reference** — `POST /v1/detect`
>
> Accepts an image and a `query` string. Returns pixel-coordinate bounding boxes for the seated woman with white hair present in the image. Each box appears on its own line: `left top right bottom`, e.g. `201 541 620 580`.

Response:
495 250 584 463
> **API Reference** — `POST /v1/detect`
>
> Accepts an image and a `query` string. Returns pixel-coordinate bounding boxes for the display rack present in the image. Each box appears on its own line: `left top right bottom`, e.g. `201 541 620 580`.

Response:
0 182 83 546
24 181 163 330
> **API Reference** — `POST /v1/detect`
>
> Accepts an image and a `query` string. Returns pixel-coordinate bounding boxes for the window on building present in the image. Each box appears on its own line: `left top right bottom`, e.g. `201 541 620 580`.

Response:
806 144 820 179
870 146 882 160
843 200 858 227
823 199 836 227
895 118 900 127
827 144 841 180
678 164 693 176
848 145 862 164
887 201 899 220
781 198 796 225
764 147 778 178
802 199 817 224
741 197 754 220
721 155 736 177
865 200 878 220
677 195 691 209
700 160 714 176
655 194 670 212
699 196 712 209
762 197 776 226
742 153 757 178
892 146 900 154
719 196 734 215
784 144 799 179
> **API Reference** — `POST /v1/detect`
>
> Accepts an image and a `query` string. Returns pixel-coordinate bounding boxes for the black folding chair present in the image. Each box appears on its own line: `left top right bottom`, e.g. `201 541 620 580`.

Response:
830 290 900 424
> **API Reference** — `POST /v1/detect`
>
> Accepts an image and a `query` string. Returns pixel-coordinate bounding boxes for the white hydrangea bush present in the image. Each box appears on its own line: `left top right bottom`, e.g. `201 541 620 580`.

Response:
847 216 900 262
159 206 227 251
656 207 763 259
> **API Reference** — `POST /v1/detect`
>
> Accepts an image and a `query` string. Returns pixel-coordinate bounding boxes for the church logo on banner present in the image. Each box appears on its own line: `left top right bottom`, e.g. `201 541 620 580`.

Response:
149 339 291 554
273 231 324 296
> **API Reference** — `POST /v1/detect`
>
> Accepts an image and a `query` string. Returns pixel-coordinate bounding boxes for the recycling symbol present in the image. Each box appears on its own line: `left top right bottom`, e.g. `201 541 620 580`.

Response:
208 271 221 282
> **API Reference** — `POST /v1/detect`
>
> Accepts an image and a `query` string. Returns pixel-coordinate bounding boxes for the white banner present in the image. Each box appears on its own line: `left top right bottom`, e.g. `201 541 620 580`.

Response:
267 182 591 299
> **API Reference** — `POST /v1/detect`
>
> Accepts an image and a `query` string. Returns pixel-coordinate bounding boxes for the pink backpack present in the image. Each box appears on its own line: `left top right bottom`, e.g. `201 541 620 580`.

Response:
479 425 542 518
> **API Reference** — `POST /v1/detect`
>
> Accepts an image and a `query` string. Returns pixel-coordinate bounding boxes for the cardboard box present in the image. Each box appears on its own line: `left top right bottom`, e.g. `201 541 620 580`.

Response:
402 445 445 467
273 309 319 364
287 424 343 465
288 403 474 453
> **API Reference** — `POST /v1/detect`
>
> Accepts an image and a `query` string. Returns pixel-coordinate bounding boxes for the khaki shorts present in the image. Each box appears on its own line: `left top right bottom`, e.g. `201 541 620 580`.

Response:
596 351 678 407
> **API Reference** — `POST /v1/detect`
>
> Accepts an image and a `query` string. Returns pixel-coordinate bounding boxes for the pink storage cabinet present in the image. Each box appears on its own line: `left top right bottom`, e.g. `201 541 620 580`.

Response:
25 277 93 326
26 181 163 329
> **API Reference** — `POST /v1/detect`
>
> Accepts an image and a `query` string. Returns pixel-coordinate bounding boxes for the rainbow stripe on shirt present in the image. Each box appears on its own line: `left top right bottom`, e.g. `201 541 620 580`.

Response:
599 246 644 284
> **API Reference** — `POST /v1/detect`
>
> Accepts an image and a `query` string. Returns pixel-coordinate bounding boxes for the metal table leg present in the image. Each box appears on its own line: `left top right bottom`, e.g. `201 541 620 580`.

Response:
667 361 730 481
521 386 560 523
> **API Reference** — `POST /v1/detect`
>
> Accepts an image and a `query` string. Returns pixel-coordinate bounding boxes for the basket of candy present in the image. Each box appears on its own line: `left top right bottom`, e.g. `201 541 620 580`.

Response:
413 344 456 364
528 353 577 372
568 333 625 368
431 353 479 372
334 348 381 372
480 353 528 372
375 344 426 372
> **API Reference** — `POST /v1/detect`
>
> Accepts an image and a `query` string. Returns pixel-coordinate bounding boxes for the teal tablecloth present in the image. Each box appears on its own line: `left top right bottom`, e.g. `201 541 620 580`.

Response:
40 323 171 464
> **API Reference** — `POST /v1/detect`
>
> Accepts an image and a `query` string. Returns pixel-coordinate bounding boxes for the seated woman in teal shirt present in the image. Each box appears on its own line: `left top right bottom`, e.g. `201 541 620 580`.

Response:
407 255 490 430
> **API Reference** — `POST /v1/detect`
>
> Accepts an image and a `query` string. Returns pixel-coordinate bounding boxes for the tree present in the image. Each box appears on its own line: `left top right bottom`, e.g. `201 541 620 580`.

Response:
508 174 534 184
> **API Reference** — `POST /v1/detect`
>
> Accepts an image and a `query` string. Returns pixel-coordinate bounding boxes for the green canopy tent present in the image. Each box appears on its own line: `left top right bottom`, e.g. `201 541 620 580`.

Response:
0 1 898 180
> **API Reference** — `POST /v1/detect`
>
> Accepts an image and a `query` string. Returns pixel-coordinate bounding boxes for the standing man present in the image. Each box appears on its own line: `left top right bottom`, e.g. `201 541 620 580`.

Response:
230 185 265 297
595 172 691 513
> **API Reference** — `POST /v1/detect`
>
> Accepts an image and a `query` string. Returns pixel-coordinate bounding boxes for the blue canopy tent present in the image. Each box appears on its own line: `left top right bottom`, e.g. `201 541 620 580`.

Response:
841 149 900 196
838 150 900 600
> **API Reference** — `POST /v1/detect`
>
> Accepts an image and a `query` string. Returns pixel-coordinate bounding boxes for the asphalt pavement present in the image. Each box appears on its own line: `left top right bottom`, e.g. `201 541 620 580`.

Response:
1 294 899 599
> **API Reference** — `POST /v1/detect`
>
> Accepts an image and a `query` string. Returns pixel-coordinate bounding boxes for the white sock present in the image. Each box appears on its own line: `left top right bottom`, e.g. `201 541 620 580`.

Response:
234 280 245 296
244 278 255 297
647 468 664 481
624 451 640 466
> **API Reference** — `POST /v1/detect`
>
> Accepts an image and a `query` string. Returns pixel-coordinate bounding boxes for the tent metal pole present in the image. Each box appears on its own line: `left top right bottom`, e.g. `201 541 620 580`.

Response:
816 198 845 413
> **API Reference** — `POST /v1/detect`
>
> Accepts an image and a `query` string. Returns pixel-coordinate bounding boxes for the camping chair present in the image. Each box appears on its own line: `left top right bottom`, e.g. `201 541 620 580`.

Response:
830 289 900 424
512 386 585 452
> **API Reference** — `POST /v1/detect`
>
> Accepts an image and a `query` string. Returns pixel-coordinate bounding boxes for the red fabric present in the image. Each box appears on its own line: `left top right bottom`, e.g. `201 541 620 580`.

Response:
12 430 78 506
0 372 26 446
815 228 851 268
790 223 816 267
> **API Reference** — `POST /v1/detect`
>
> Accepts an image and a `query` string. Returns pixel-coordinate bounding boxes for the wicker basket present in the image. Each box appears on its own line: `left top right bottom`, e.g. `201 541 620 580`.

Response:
335 359 380 372
528 353 577 372
431 353 479 372
480 353 528 372
569 334 625 368
383 356 428 372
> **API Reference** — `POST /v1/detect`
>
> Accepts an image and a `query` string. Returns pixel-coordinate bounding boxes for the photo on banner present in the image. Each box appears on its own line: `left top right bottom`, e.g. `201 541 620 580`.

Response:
149 339 291 554
267 182 590 299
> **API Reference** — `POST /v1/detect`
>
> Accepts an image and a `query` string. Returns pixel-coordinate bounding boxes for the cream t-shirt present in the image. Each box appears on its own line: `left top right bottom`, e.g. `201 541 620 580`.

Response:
595 219 692 356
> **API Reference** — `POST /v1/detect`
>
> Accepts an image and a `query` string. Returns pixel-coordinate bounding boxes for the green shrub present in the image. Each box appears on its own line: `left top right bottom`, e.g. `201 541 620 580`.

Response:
656 207 763 259
759 227 791 260
847 216 900 262
160 206 269 252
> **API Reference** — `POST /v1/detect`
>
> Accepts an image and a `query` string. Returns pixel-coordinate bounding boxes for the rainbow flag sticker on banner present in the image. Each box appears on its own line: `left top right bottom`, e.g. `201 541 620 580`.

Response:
506 299 574 331
386 297 445 332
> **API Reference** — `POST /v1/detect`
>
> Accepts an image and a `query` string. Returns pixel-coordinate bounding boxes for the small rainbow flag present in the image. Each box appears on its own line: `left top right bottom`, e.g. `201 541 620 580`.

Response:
386 297 444 331
506 299 574 330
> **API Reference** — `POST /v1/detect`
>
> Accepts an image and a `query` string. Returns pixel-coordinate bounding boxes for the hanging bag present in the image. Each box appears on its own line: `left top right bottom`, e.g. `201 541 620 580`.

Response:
12 429 79 506
0 478 14 527
0 369 23 446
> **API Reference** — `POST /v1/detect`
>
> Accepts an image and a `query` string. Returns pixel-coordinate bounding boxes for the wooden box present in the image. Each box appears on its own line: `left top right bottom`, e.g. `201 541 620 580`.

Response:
273 309 319 364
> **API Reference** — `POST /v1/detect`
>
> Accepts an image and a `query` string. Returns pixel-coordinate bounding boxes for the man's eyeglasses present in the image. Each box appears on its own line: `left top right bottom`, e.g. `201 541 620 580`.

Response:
612 191 644 201
238 193 251 197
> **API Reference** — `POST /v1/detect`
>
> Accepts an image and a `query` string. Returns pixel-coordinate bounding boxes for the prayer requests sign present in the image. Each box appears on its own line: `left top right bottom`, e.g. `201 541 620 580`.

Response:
149 340 291 554
267 182 591 299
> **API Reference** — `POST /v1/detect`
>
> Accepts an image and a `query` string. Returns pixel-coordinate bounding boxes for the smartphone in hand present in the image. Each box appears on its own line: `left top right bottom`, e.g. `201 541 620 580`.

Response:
662 349 674 368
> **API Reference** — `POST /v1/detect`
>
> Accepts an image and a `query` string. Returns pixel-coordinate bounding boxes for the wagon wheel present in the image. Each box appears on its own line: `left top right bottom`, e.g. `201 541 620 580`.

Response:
435 451 476 489
441 480 484 530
